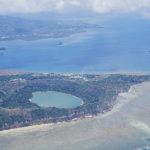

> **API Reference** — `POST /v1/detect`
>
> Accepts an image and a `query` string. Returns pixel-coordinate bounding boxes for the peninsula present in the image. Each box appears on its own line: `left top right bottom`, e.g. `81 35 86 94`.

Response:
0 71 150 131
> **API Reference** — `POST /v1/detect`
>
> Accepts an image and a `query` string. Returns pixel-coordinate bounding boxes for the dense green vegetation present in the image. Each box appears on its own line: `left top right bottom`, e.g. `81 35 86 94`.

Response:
0 73 150 130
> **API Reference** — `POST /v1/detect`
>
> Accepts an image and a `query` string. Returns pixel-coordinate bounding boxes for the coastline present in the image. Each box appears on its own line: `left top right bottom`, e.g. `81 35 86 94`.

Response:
0 69 150 77
0 81 148 134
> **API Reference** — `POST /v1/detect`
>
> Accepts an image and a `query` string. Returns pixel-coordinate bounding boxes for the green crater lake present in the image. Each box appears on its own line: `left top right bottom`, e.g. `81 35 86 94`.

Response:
31 91 83 108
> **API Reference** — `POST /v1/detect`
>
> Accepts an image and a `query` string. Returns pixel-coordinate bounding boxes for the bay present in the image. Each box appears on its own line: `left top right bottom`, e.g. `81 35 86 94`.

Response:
0 16 150 73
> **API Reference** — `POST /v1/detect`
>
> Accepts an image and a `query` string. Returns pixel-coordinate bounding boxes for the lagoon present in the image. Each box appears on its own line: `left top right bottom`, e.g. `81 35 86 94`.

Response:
31 91 83 108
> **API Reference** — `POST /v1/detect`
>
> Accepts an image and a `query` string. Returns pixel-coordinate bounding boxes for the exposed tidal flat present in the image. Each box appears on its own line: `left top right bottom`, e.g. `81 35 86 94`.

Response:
0 82 150 150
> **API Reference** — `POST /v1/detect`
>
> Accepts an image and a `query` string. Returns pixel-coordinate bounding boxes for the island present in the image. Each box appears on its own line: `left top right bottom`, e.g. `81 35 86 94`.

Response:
0 48 6 51
0 72 150 131
58 42 63 46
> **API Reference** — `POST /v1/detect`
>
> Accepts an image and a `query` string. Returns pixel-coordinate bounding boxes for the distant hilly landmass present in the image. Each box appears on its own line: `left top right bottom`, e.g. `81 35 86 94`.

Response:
0 15 100 41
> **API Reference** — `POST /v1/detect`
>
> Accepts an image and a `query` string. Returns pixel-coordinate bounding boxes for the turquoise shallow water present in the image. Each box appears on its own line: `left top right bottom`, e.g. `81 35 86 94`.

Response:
31 91 83 108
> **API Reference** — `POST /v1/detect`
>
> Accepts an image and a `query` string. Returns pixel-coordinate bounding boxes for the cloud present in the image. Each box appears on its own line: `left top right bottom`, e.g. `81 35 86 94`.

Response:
0 0 150 17
0 0 65 13
89 0 150 14
70 0 80 6
0 0 83 13
142 10 150 18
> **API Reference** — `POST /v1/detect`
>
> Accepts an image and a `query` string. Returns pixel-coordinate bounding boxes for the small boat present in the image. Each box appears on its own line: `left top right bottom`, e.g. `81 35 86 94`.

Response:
58 42 63 46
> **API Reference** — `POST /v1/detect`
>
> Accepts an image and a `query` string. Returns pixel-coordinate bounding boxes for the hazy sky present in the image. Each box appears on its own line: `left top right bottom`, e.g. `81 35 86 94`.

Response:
0 0 150 18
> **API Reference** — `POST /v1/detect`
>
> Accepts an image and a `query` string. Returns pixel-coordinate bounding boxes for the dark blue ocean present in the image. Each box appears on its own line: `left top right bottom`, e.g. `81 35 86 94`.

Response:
0 16 150 73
